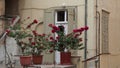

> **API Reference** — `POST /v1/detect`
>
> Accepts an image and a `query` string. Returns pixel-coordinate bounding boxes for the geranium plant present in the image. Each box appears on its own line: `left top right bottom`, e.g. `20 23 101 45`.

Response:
48 24 89 52
29 32 53 56
6 17 52 56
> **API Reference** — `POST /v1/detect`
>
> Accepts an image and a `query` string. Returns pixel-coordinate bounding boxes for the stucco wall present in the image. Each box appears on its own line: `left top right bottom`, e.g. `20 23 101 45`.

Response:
98 0 120 68
19 0 97 68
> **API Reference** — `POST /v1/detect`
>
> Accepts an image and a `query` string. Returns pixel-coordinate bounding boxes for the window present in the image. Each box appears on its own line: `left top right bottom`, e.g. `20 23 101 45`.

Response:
55 10 68 34
101 10 109 54
55 10 68 24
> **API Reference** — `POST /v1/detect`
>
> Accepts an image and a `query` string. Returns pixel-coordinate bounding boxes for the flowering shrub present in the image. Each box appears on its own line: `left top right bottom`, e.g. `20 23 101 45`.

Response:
48 24 89 52
6 17 52 55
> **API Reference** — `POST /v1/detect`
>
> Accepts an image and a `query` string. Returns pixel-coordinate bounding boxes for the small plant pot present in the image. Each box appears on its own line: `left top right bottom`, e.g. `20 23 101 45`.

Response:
60 52 71 65
32 55 43 64
20 56 32 66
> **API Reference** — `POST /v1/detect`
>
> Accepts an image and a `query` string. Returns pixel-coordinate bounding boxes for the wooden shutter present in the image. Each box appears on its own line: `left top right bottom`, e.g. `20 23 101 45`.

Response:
101 10 109 54
43 8 54 64
44 8 54 34
67 6 77 33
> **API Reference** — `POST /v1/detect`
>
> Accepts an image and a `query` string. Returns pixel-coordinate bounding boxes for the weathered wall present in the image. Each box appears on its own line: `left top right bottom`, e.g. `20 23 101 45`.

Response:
98 0 120 68
19 0 97 68
0 0 5 62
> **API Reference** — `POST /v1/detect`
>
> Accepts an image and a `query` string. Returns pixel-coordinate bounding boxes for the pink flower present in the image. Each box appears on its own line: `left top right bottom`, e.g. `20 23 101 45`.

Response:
33 19 38 23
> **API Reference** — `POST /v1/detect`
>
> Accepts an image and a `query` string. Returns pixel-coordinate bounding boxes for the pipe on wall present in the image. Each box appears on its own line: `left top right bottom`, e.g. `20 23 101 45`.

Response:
84 0 88 68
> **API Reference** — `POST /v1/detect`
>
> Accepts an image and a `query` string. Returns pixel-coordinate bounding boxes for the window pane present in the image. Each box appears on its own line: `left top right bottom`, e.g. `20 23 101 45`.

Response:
57 11 65 21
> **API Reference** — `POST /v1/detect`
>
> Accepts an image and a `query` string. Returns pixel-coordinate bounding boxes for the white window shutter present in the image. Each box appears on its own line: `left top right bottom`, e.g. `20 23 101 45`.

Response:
44 8 54 34
67 6 77 33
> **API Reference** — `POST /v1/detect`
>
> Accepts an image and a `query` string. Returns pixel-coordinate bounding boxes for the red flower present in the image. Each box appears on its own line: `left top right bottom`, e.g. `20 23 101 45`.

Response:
56 36 60 39
74 34 80 38
42 33 46 36
38 34 42 36
31 42 36 45
51 29 56 33
11 17 16 23
33 19 38 23
32 30 37 35
28 38 32 41
52 26 59 31
26 24 31 28
84 26 89 30
80 27 85 32
50 37 54 40
79 38 82 41
73 29 78 33
46 38 48 41
27 17 30 19
49 50 54 53
6 29 10 34
48 24 53 27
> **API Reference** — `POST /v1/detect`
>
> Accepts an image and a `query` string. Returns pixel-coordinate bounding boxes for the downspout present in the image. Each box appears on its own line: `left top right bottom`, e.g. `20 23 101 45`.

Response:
95 0 101 68
84 0 88 68
97 11 100 68
95 0 98 68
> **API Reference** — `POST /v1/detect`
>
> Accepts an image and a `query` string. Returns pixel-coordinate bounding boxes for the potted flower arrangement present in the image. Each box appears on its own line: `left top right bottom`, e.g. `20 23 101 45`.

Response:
6 17 52 66
6 17 54 65
6 18 33 66
30 31 53 64
48 24 89 64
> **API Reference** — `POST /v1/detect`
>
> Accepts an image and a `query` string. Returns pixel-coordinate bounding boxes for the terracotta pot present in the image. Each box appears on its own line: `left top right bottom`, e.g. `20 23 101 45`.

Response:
20 56 32 66
32 55 43 64
60 52 71 65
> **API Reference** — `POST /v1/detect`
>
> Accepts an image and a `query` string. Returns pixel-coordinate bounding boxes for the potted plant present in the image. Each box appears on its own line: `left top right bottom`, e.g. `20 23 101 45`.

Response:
30 31 53 64
24 19 54 64
5 17 39 66
48 24 89 64
6 25 32 66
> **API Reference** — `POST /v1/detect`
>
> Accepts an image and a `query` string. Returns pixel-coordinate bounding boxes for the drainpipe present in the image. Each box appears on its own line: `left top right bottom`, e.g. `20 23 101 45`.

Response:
95 0 101 68
84 0 88 68
97 11 100 68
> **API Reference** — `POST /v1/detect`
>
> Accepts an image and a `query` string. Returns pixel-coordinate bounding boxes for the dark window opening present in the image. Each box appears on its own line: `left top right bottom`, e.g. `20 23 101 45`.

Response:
57 11 65 21
5 0 19 15
58 26 64 32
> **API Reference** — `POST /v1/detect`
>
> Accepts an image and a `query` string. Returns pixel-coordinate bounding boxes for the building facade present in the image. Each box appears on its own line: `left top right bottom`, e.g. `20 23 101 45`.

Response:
0 0 120 68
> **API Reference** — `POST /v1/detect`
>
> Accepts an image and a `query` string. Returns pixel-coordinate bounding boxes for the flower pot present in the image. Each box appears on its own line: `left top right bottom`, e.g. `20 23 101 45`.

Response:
32 55 43 64
20 56 32 66
60 52 71 65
